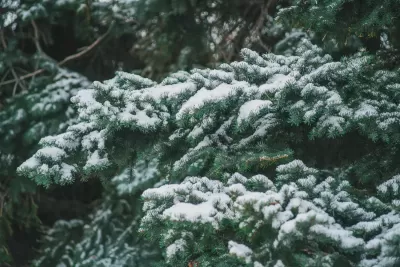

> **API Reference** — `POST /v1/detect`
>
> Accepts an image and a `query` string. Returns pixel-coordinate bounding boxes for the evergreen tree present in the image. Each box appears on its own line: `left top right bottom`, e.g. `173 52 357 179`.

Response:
277 0 400 54
19 37 400 266
0 0 138 264
0 68 90 265
1 0 294 264
131 0 292 79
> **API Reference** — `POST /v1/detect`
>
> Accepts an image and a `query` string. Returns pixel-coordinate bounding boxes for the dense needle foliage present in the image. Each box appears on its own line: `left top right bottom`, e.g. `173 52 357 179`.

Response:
2 0 400 266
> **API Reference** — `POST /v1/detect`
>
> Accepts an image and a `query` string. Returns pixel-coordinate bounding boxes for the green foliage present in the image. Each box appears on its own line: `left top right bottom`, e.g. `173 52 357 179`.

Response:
0 1 299 264
34 160 163 267
0 68 90 264
19 37 400 266
141 161 399 266
132 0 292 78
278 0 400 52
19 39 400 188
0 0 139 263
6 0 400 266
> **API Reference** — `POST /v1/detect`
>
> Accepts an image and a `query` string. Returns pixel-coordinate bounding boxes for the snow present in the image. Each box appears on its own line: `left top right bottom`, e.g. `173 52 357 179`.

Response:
40 132 80 151
311 224 364 249
122 109 161 129
209 70 234 83
142 184 182 199
237 114 278 147
301 84 328 97
176 81 249 119
163 202 217 223
162 192 232 228
71 89 100 108
350 221 381 234
2 0 19 27
259 74 293 94
276 160 317 176
84 150 109 169
274 260 285 267
36 147 66 161
227 184 247 195
166 239 186 260
172 136 213 171
81 131 105 150
187 124 204 139
15 35 400 266
187 117 214 139
237 100 272 125
228 241 253 264
248 174 276 190
112 159 159 195
14 109 26 121
140 165 400 266
59 163 75 182
19 156 40 169
142 82 197 102
227 172 248 185
377 175 400 195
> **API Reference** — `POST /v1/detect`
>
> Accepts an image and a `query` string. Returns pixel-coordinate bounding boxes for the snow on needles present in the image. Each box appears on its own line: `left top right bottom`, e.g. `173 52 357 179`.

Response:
140 161 382 264
228 241 253 264
237 100 272 125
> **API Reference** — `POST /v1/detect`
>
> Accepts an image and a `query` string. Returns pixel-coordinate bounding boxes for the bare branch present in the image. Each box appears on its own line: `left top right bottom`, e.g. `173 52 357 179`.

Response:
31 20 44 54
1 30 27 93
10 67 27 93
1 69 10 83
31 20 55 62
0 69 45 87
57 22 114 66
12 77 18 95
0 30 7 49
249 0 278 50
0 22 115 88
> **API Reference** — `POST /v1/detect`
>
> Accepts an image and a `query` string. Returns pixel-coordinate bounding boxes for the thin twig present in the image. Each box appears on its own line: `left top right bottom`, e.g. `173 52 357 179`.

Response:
250 0 278 50
12 78 18 95
15 67 30 74
31 20 44 55
0 30 7 49
0 22 115 88
1 69 10 83
57 22 114 66
1 30 27 93
31 20 53 61
29 60 40 88
10 67 27 93
0 194 4 217
0 69 46 87
251 2 268 39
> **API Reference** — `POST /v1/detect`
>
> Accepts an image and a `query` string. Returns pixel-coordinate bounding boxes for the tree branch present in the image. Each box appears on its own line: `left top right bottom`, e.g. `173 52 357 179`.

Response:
0 22 115 88
249 0 278 51
31 20 53 61
58 22 114 66
0 30 7 50
0 30 27 93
